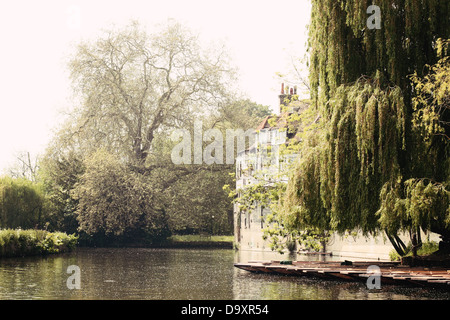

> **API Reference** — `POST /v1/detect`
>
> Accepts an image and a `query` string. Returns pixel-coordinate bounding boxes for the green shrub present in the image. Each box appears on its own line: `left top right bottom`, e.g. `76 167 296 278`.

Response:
0 229 78 258
389 240 439 261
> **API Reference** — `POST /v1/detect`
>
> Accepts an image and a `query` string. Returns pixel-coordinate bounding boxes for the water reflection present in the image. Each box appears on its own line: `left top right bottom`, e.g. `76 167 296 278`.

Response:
234 249 450 300
0 248 449 300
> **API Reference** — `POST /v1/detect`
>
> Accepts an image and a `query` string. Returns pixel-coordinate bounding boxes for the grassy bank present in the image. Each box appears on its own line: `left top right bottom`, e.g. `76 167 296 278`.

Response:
389 240 440 261
163 235 234 248
0 229 78 258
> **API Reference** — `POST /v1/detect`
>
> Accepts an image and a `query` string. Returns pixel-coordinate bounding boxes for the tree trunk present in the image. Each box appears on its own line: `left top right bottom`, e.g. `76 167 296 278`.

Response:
386 231 407 257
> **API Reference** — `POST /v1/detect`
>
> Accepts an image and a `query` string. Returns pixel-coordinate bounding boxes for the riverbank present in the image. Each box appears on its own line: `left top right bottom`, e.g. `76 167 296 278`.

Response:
0 229 78 258
160 235 234 249
76 234 235 249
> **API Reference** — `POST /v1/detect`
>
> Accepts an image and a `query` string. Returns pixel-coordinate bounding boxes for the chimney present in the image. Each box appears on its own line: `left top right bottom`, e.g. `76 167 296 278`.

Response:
278 83 290 110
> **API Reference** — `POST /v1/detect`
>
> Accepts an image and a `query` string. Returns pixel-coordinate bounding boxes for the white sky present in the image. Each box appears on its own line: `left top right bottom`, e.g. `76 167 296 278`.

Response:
0 0 311 172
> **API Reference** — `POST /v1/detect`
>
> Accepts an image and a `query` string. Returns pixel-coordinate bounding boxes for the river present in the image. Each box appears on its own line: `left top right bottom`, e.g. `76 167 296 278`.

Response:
0 248 449 300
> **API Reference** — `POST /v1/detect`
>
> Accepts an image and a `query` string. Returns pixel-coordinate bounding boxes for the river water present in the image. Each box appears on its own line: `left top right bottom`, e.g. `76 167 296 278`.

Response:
0 248 449 300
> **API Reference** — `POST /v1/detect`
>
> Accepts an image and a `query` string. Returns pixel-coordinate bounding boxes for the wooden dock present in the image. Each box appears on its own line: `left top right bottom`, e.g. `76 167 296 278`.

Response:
234 260 450 290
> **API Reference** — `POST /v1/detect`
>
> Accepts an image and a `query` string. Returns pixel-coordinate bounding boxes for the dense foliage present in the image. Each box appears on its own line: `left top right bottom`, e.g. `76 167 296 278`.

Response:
281 0 450 256
0 21 270 246
0 177 47 230
0 21 267 248
71 149 170 242
308 0 449 112
0 229 77 258
284 81 407 235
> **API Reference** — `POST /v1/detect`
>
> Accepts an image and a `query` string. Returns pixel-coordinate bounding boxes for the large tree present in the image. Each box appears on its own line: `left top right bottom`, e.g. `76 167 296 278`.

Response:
67 20 234 166
0 176 47 229
71 149 169 242
41 21 269 242
282 0 449 256
308 0 449 111
151 99 271 236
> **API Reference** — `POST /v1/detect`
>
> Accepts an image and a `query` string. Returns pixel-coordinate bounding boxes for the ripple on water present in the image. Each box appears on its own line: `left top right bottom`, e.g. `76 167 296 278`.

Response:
0 248 449 300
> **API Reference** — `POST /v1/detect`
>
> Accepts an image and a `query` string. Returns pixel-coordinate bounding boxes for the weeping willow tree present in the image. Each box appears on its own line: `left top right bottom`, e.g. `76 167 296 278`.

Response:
283 0 450 257
309 0 449 111
283 81 408 248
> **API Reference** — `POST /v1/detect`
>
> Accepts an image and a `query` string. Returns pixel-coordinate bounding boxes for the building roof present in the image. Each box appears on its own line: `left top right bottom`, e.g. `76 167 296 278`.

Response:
256 115 271 130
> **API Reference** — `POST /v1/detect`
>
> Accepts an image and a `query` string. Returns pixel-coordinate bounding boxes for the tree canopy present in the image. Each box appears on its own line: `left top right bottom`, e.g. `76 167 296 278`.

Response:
281 0 450 256
27 20 270 244
308 0 449 113
0 176 46 230
67 20 235 166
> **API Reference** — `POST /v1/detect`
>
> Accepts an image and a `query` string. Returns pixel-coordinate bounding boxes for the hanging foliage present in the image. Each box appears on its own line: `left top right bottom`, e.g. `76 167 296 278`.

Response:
411 39 450 145
378 178 450 237
308 0 449 113
285 79 406 236
284 0 450 256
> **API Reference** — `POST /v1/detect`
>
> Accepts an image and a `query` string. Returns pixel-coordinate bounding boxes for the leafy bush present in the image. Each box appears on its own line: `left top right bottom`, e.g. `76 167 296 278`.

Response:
0 229 78 257
389 240 439 261
0 176 48 229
